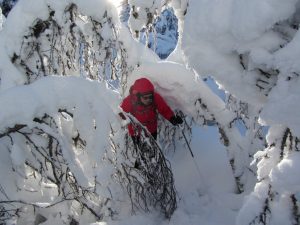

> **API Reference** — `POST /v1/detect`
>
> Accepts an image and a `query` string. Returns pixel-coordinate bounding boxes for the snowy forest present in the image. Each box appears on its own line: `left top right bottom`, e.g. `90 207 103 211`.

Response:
1 0 300 224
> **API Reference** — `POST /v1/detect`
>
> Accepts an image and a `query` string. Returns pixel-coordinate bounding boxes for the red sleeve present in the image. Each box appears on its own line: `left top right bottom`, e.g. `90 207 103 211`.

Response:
120 95 132 113
154 92 174 120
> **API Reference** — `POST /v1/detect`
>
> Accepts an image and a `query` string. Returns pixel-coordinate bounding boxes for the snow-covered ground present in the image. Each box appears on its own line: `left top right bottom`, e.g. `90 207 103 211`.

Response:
93 125 241 225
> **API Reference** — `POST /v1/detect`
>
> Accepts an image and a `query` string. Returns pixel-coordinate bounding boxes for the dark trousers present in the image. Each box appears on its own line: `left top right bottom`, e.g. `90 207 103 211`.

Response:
132 132 157 168
131 131 157 146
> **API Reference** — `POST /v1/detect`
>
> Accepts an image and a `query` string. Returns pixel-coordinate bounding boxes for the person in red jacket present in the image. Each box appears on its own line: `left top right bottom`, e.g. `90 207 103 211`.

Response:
119 77 183 142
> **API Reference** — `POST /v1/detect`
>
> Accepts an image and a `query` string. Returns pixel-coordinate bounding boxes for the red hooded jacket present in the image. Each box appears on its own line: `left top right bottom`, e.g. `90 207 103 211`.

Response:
120 78 174 136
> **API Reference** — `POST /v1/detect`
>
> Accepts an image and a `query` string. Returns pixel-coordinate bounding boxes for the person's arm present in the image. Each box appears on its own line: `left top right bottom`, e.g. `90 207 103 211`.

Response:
119 96 132 120
154 92 183 126
154 92 174 120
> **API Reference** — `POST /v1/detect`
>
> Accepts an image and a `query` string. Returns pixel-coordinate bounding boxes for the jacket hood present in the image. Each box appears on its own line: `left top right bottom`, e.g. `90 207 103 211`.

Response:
131 78 154 95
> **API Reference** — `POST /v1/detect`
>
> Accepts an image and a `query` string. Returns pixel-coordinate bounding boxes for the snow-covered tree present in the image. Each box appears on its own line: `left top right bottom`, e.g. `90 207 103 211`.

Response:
3 1 131 86
139 8 178 59
128 0 300 224
0 0 18 17
173 0 300 224
1 0 300 224
0 0 131 223
0 0 178 223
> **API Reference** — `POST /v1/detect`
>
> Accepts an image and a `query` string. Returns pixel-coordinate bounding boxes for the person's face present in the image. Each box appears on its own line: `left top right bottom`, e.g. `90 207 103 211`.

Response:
140 93 153 106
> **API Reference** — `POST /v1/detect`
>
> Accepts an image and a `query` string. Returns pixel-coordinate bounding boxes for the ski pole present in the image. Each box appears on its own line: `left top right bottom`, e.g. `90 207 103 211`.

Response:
178 117 210 196
176 111 196 158
180 126 194 157
179 125 203 179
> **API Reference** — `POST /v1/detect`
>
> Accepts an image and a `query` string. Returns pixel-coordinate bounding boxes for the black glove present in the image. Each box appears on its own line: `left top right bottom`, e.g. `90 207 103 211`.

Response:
118 112 126 120
169 115 183 126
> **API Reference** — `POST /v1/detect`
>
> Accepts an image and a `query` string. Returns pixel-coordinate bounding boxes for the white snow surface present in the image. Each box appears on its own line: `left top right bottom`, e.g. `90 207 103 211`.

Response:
260 76 300 136
180 0 298 105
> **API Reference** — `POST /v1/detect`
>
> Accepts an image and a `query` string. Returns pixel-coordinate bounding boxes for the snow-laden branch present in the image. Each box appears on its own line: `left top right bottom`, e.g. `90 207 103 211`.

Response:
0 76 122 223
0 0 131 92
